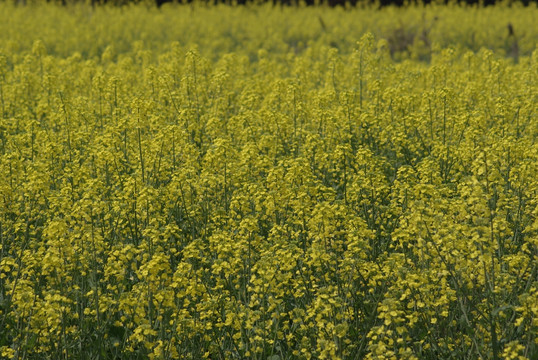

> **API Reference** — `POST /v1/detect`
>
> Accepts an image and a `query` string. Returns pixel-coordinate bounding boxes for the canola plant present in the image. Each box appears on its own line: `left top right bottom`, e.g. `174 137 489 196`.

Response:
0 2 537 359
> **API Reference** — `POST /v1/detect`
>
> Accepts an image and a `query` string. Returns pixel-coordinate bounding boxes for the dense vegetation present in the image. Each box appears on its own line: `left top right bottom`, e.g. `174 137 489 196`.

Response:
6 0 538 8
0 2 537 359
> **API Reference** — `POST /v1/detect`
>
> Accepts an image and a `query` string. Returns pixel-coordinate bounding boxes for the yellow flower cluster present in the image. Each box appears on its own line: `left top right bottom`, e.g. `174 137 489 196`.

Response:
0 2 537 359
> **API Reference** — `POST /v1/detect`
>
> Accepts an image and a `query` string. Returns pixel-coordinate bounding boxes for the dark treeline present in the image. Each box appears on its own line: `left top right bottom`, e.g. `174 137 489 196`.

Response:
37 0 538 6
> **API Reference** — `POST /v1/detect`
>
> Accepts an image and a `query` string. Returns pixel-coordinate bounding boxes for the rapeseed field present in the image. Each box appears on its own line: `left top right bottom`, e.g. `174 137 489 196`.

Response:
0 1 536 359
